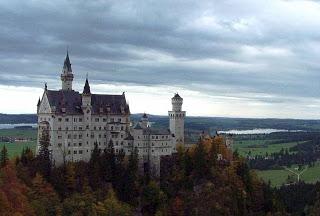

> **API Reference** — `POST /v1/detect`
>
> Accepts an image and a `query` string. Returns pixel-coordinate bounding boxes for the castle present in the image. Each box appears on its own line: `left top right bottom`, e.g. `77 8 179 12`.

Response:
36 52 186 176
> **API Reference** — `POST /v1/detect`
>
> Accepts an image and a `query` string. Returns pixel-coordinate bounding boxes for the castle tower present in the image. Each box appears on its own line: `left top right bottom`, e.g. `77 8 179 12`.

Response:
61 51 74 91
168 93 186 149
82 78 92 161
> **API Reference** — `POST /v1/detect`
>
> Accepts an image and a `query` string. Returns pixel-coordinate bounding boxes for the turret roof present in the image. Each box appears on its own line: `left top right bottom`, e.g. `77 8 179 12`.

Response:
63 51 72 72
83 78 91 95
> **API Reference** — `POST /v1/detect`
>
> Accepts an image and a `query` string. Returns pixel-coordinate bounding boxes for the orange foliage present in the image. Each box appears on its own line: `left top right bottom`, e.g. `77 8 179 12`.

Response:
0 162 35 216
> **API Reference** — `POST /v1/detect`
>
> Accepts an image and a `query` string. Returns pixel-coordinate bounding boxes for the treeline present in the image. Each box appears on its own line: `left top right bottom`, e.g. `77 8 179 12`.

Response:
0 133 292 215
0 113 37 124
248 136 320 170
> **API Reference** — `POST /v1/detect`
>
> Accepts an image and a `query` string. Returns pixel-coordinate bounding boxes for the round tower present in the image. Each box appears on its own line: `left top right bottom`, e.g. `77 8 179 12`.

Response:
168 93 186 150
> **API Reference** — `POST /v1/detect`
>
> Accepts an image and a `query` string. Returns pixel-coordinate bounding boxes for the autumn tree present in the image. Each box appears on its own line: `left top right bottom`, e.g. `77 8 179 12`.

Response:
94 188 132 216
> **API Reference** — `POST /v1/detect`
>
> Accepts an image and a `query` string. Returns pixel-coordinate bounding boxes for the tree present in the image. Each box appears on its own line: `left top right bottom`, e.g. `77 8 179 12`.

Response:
88 142 101 190
119 147 139 204
94 188 132 216
0 145 9 167
142 181 167 215
36 130 52 180
193 139 208 179
28 173 61 216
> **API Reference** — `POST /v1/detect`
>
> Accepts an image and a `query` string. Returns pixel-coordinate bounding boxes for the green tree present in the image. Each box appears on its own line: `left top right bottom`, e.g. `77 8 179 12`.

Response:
0 145 9 167
36 130 52 180
142 181 167 215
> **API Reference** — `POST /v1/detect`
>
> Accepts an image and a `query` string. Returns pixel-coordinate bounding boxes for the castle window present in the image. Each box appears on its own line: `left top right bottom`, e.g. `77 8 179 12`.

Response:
68 150 71 155
94 126 96 130
121 134 123 138
79 134 82 139
110 118 114 122
99 134 102 138
103 118 107 122
104 134 107 138
58 143 62 147
58 118 62 122
152 136 154 139
118 118 121 122
65 118 69 122
99 126 101 130
74 126 77 130
68 134 71 139
68 143 71 146
152 143 154 146
74 118 77 122
79 127 82 130
95 118 99 122
74 134 77 139
74 150 77 154
121 126 123 130
121 141 123 146
79 143 82 146
86 125 89 129
79 150 83 154
58 127 61 131
66 127 68 131
73 143 76 146
79 118 82 122
58 136 62 139
111 126 114 130
156 136 158 139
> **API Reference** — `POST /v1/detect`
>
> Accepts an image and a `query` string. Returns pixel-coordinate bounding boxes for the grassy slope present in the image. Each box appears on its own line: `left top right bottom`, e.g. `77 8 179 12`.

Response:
233 139 300 156
256 163 320 187
0 128 37 158
0 142 37 158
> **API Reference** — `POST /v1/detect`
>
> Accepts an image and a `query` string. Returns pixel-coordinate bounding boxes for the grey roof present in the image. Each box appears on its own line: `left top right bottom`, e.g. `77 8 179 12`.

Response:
142 128 171 135
45 89 129 115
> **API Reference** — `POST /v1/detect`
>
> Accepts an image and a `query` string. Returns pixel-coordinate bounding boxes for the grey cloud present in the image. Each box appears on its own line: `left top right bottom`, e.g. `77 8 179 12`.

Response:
1 0 320 115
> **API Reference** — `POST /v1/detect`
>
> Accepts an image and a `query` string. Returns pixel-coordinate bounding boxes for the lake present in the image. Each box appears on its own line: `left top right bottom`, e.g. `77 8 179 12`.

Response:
218 128 301 135
0 123 37 129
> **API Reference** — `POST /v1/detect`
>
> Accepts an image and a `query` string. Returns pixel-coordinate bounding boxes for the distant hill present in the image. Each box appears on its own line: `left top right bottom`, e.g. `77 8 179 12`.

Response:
0 114 37 124
2 113 320 131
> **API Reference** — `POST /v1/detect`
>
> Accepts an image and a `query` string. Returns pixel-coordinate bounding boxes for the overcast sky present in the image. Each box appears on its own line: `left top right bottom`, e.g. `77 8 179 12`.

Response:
1 0 320 118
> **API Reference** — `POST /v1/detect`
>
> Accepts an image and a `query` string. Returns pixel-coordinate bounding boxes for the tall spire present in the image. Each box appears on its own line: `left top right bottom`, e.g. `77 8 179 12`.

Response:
63 50 72 72
61 50 74 91
83 78 91 95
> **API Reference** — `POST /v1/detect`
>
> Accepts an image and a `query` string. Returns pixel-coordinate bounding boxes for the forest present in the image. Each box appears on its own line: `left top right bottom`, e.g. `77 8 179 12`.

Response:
1 132 320 215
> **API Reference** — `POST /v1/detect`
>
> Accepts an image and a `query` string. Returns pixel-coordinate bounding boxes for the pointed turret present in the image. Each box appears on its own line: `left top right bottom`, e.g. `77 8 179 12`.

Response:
63 51 72 72
61 51 74 91
83 78 91 95
82 78 92 107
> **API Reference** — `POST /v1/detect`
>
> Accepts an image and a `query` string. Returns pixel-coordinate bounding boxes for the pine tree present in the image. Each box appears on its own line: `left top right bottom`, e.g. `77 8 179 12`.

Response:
0 145 9 167
88 142 101 190
36 129 52 180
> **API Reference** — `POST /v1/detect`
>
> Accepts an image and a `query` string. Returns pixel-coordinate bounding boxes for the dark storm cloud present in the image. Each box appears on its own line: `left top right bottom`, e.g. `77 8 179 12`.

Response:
1 0 320 108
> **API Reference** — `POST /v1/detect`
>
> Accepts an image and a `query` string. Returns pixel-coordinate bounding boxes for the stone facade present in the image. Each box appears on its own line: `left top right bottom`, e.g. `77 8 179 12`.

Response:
37 53 186 176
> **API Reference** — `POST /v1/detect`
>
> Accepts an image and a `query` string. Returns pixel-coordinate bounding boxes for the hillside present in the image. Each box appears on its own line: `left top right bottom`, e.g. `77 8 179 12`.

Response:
3 113 320 131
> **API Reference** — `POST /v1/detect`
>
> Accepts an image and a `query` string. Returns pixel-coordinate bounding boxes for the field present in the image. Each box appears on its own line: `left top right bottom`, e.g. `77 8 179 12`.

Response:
233 139 300 157
0 142 37 158
256 163 320 187
0 128 37 158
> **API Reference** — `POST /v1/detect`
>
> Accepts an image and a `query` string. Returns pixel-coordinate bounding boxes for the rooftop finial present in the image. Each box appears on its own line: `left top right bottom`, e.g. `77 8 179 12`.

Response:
44 82 47 91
